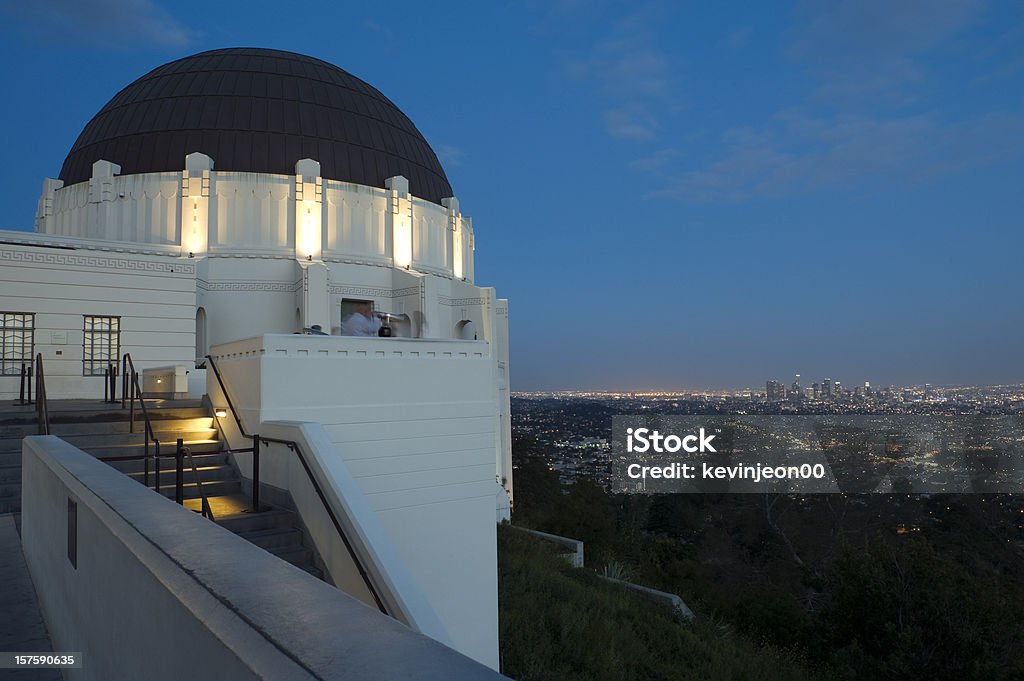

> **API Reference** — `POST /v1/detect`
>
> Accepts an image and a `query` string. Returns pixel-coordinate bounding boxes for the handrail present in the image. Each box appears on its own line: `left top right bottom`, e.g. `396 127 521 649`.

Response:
121 353 160 489
34 354 49 435
98 444 215 522
204 353 388 616
184 444 215 521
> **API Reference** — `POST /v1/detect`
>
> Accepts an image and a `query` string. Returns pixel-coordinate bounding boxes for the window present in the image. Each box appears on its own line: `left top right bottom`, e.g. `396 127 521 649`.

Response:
0 312 34 375
83 316 120 376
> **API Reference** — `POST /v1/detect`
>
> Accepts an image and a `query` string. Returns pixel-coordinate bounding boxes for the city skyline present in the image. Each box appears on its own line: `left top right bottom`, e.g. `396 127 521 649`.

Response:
1 1 1022 390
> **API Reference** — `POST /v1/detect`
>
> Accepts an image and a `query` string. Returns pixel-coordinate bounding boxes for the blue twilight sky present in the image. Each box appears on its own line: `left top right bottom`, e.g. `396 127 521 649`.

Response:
0 0 1022 391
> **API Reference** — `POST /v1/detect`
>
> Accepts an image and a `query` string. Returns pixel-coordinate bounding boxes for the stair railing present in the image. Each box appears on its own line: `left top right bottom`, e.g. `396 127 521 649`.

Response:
205 353 387 615
177 438 215 521
120 353 160 489
34 354 49 435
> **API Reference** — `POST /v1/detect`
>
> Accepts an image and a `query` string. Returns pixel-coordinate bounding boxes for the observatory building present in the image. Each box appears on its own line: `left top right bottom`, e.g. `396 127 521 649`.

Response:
0 48 511 674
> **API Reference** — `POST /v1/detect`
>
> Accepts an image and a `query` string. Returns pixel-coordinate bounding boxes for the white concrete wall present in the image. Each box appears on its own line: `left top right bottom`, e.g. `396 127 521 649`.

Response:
212 173 294 252
323 180 390 266
0 241 197 400
40 172 180 245
36 167 474 284
250 420 453 647
210 334 501 670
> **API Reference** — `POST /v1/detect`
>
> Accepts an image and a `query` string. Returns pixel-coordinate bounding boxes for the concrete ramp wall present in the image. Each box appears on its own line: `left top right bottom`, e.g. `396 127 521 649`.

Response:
19 435 506 681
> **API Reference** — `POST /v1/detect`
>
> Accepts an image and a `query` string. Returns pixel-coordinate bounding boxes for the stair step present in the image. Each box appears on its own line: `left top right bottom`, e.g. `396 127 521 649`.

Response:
217 508 296 533
301 565 324 580
84 440 222 458
237 528 304 551
59 430 218 448
0 425 38 439
41 417 215 436
47 406 209 424
105 452 228 475
268 546 314 567
0 440 26 456
124 465 236 485
0 482 21 510
154 479 240 500
0 466 21 483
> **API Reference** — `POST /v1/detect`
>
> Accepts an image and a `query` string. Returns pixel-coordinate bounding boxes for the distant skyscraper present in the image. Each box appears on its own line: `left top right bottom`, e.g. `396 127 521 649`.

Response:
822 378 833 400
812 383 820 400
766 380 785 402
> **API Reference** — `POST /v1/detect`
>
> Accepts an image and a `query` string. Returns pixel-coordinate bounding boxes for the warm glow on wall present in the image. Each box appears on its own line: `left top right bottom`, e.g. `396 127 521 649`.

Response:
298 199 320 259
453 216 464 279
185 198 207 255
394 210 413 268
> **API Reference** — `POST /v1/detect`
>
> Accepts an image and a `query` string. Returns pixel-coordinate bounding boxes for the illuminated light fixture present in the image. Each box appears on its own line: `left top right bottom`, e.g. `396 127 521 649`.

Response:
214 408 228 418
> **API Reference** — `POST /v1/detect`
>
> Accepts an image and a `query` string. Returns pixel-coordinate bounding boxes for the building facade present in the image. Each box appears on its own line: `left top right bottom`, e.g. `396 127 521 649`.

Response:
0 48 511 668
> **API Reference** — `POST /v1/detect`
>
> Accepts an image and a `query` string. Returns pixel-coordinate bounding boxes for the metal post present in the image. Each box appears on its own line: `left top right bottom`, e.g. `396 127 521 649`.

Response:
175 438 184 505
129 373 135 433
19 364 26 405
104 366 110 402
26 366 33 405
154 440 161 496
121 356 127 408
252 436 261 513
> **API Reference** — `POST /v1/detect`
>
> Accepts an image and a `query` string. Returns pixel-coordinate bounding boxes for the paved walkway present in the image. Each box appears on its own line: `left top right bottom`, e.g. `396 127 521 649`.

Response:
0 513 62 680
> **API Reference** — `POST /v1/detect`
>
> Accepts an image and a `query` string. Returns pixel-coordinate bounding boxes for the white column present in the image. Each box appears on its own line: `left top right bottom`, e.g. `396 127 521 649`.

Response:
34 178 64 232
386 175 413 269
442 196 464 280
181 152 214 257
295 159 323 261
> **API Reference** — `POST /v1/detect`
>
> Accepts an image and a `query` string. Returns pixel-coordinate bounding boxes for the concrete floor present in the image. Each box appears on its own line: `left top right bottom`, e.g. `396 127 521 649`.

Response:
0 513 63 680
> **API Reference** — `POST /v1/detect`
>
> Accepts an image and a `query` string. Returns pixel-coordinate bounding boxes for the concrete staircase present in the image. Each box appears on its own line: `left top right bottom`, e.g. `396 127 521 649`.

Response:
0 399 324 580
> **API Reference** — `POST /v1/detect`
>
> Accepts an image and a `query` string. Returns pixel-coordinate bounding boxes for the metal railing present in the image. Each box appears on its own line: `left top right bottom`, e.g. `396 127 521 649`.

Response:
103 362 119 403
99 438 215 521
181 438 215 521
34 354 49 435
120 353 160 489
204 353 387 615
18 362 34 406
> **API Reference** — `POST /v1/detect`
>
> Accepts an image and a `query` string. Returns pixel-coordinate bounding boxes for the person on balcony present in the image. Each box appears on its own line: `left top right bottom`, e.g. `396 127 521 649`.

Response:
341 302 382 336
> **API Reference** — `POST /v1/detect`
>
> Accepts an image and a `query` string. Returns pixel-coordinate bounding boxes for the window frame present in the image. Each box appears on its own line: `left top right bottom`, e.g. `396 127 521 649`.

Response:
82 315 121 376
0 312 35 376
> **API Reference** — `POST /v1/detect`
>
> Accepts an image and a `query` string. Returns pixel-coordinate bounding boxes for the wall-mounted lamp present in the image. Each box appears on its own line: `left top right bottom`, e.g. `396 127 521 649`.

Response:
189 251 194 258
214 408 228 418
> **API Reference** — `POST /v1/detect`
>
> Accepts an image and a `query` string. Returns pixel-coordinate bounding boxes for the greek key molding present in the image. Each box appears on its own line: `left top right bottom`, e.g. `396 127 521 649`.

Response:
197 278 302 292
0 247 194 275
327 284 420 298
439 295 488 306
